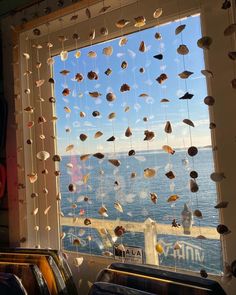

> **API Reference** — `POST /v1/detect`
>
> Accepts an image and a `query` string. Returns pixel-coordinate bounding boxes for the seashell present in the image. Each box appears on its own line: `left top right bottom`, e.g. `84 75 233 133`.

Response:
201 69 213 78
60 69 70 75
131 172 136 178
46 42 53 48
73 238 80 246
175 24 186 35
177 44 189 55
139 41 146 52
217 224 231 235
94 131 103 138
194 209 203 218
107 136 116 141
31 192 38 199
98 206 108 217
153 8 162 18
66 144 74 152
68 183 76 192
190 171 198 179
80 112 86 118
156 73 168 84
108 159 120 167
32 208 39 215
139 67 145 73
39 134 45 140
75 50 81 58
106 92 116 102
214 201 229 209
47 58 55 66
75 73 83 82
72 33 79 40
167 194 179 202
66 163 73 168
224 23 236 36
27 139 33 144
164 121 172 133
24 88 31 95
93 153 104 159
197 36 212 50
58 35 67 42
33 28 41 35
183 119 195 127
120 83 130 92
210 172 226 182
188 146 198 157
165 171 175 179
153 54 163 60
121 61 128 69
27 121 34 128
36 151 50 161
99 6 111 13
108 112 116 119
160 98 170 103
24 106 34 113
209 122 216 129
38 116 46 124
103 251 113 257
44 206 51 215
228 51 236 61
144 168 156 178
179 92 194 100
200 269 208 278
124 106 130 112
143 117 148 122
24 70 32 76
119 37 128 46
35 62 42 69
64 106 71 113
114 226 126 237
128 149 135 156
105 68 112 76
79 134 87 141
155 243 163 254
100 27 108 36
48 78 55 84
139 93 149 97
231 78 236 89
196 235 207 239
54 171 60 177
116 19 130 29
144 130 155 141
88 51 97 58
87 71 98 80
204 96 215 106
103 46 113 56
178 70 193 79
89 29 95 40
125 127 132 137
155 32 162 40
134 16 146 27
80 154 90 161
51 155 61 163
42 170 48 176
89 91 101 98
163 145 175 154
28 173 37 183
60 50 68 61
222 0 231 9
62 88 70 96
23 53 30 59
173 242 182 250
85 8 91 18
74 257 84 267
49 96 56 103
150 192 158 204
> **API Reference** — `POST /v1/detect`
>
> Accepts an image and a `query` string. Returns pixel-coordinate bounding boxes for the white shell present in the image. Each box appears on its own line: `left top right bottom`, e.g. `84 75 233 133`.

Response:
74 257 84 267
60 50 68 61
103 46 113 56
153 8 163 18
36 151 50 161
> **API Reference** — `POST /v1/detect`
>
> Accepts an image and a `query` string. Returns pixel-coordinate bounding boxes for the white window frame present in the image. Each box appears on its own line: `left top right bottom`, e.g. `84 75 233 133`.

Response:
2 0 236 292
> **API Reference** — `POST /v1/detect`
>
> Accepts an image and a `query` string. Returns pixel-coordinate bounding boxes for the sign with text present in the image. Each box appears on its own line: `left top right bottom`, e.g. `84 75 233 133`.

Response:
113 244 144 264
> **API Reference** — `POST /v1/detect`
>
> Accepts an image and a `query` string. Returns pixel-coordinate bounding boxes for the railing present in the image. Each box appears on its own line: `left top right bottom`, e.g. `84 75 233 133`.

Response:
61 217 219 265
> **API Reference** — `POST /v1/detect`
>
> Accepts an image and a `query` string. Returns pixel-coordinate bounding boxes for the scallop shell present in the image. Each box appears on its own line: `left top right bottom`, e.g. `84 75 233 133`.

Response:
197 36 213 50
98 206 108 217
94 131 103 138
177 44 189 55
155 243 164 254
164 121 172 133
66 144 74 152
106 92 116 102
210 172 226 182
108 112 116 119
108 159 120 167
190 179 199 193
178 70 193 79
36 151 50 161
167 194 179 202
201 69 213 78
114 201 123 213
89 29 95 40
79 134 87 141
175 24 186 35
100 27 108 36
153 8 163 19
194 209 203 218
144 168 156 178
103 46 113 56
204 96 215 106
183 119 195 127
125 127 132 137
224 23 236 36
88 51 97 58
139 41 146 52
80 154 90 161
60 50 68 61
89 91 102 98
134 16 146 27
119 37 128 46
116 19 130 28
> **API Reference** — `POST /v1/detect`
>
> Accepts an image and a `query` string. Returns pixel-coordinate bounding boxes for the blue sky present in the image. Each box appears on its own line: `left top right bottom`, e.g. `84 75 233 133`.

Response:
54 14 211 155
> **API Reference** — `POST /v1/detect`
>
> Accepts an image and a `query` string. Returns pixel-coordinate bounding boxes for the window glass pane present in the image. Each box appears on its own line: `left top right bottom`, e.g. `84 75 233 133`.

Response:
54 14 222 274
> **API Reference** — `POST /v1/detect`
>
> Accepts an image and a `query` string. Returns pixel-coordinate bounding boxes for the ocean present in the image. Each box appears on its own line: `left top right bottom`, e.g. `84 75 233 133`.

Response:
60 148 222 274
